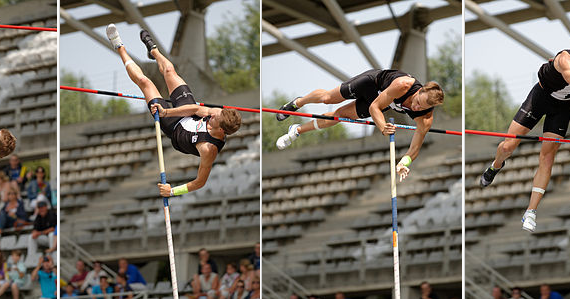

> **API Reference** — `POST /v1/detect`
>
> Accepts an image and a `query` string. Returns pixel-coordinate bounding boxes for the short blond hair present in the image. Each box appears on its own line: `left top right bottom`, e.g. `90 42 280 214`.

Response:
0 129 16 158
219 109 241 135
422 81 444 106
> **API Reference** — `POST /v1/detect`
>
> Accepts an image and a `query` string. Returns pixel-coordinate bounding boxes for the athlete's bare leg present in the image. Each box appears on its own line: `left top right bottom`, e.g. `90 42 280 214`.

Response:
150 48 186 95
297 101 359 134
492 121 530 168
528 132 562 210
294 87 346 108
116 47 162 104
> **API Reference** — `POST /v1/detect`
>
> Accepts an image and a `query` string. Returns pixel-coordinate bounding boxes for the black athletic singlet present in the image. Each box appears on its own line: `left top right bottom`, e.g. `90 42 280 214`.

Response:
147 85 225 157
538 49 570 101
339 69 433 119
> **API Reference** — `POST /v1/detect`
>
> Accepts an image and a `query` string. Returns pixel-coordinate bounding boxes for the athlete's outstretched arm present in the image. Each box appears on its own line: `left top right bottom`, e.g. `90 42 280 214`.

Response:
406 112 433 160
369 77 413 135
556 52 570 84
157 145 217 197
151 103 212 118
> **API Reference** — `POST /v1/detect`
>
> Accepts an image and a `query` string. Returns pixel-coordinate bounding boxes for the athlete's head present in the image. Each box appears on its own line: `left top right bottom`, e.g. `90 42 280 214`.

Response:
210 108 241 135
411 81 444 111
0 129 16 159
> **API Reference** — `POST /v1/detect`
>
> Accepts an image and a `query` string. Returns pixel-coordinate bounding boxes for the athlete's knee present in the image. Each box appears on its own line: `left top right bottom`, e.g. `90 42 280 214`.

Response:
163 63 177 76
136 75 154 90
539 148 558 167
500 139 519 154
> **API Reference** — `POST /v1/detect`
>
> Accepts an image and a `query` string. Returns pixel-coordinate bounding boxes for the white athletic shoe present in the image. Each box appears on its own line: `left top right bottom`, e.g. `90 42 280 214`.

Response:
522 209 537 232
276 124 300 150
106 23 123 49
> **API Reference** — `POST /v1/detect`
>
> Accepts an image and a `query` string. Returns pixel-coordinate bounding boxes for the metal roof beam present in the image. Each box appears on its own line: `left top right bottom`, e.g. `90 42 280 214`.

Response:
322 0 381 69
263 0 342 34
543 0 570 34
465 0 552 59
262 19 349 81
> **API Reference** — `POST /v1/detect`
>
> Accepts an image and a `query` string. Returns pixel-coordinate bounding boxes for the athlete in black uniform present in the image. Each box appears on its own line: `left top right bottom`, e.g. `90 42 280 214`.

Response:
275 69 444 181
479 49 570 232
106 24 241 197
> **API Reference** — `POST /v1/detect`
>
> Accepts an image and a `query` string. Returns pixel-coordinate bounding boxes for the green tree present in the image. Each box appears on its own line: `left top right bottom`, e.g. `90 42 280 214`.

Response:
262 92 347 152
0 0 28 7
428 31 461 117
60 70 131 125
465 71 517 131
207 0 259 93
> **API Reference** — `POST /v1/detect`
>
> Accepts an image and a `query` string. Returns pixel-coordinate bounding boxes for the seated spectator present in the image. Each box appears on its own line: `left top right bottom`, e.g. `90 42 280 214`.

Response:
3 155 27 191
114 273 133 299
421 281 440 299
69 260 88 293
218 263 239 299
0 186 28 234
62 284 78 298
1 250 27 299
492 286 505 299
91 273 113 299
232 259 254 292
32 255 56 299
0 172 19 202
26 166 52 210
44 225 57 260
81 261 107 294
540 284 563 299
231 280 248 299
290 294 300 299
192 263 219 299
118 258 146 291
28 201 56 255
249 276 260 299
510 287 522 299
198 248 218 274
248 243 260 272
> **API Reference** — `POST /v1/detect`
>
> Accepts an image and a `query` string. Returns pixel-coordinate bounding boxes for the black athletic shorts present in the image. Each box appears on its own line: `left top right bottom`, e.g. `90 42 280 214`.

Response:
147 84 196 138
339 70 381 118
513 83 570 136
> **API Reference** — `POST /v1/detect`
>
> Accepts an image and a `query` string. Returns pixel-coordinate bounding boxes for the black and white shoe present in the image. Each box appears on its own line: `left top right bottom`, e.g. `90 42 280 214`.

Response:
140 29 157 60
276 97 301 121
479 161 505 187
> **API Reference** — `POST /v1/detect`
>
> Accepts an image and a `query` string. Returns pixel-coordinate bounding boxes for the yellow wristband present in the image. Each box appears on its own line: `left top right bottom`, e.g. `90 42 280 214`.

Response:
172 184 189 196
399 155 412 167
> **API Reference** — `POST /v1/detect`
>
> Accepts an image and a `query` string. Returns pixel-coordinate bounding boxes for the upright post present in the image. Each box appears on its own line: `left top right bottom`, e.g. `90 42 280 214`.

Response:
151 100 179 299
388 117 401 299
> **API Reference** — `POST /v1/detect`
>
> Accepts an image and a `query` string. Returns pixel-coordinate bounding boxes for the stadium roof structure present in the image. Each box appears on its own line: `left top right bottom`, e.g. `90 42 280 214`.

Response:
466 0 570 59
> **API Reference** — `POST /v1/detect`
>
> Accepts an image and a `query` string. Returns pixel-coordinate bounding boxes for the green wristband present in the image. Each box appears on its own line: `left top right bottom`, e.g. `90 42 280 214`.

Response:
399 155 412 167
172 184 189 196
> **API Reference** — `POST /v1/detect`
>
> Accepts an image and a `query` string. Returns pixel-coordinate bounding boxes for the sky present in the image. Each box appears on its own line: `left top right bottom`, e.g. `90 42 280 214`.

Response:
60 0 249 113
262 0 461 137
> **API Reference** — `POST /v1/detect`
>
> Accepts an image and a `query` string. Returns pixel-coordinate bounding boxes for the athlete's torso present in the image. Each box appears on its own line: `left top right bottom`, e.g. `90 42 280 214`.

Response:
538 49 570 101
171 115 225 156
376 70 433 118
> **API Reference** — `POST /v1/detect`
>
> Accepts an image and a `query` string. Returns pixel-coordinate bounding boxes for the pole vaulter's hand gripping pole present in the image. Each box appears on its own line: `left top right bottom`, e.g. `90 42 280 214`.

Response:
149 99 179 299
388 118 401 299
0 24 56 31
60 86 570 143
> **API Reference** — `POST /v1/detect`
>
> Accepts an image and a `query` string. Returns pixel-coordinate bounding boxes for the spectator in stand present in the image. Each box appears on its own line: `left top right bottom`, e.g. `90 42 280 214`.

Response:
510 287 522 299
492 286 505 299
44 225 57 260
191 263 219 299
249 275 260 299
0 252 7 295
28 201 56 255
118 258 146 291
1 250 27 299
32 255 56 299
0 172 19 202
91 273 113 299
81 261 107 294
0 186 28 234
233 259 254 292
198 248 218 274
69 260 88 293
335 292 345 299
290 294 300 299
231 280 248 299
114 273 133 299
62 284 78 297
218 263 239 299
420 281 440 299
26 166 52 211
248 242 260 271
540 284 563 299
3 155 27 191
308 295 319 299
